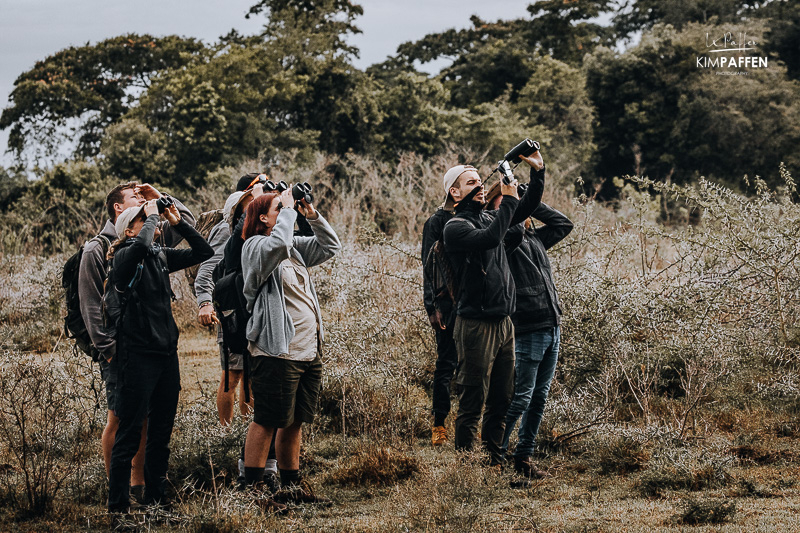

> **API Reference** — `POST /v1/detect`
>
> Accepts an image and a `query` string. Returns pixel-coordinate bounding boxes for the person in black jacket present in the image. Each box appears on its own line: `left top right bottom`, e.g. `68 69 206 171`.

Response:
442 151 544 466
105 199 213 512
486 185 573 477
421 203 456 446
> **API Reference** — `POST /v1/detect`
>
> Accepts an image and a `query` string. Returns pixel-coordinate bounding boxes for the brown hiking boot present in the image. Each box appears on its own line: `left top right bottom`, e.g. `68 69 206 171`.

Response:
274 479 332 507
255 496 289 515
514 455 547 479
431 425 448 446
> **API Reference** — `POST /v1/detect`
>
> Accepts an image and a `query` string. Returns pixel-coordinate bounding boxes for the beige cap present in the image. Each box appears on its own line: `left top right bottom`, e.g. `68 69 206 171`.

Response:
223 191 246 224
442 165 477 208
114 205 145 238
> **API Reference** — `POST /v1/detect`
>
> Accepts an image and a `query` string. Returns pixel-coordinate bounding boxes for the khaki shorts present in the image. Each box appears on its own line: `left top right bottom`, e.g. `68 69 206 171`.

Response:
219 345 245 371
250 354 322 428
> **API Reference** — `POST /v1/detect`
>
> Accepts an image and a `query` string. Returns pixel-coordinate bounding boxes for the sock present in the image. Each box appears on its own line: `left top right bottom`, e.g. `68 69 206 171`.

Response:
238 458 246 478
433 414 446 427
279 468 300 487
244 466 265 485
264 459 278 475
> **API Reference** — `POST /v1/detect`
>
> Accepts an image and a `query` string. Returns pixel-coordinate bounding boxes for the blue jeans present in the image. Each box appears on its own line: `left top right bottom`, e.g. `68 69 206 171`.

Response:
501 326 560 459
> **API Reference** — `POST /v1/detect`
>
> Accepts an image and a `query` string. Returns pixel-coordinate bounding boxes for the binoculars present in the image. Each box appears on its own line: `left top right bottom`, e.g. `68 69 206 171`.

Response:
155 195 174 214
505 139 540 164
251 175 314 206
496 139 541 184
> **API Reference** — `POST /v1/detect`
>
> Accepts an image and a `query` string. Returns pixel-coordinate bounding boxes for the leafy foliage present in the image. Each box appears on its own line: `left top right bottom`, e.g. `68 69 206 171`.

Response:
0 34 205 164
584 23 800 192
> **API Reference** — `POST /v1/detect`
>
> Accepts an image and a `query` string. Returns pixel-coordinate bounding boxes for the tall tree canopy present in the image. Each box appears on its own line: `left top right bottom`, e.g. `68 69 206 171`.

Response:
0 35 206 164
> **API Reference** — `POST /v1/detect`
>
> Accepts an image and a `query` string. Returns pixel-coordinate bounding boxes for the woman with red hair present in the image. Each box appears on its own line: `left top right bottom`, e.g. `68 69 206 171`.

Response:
240 185 341 506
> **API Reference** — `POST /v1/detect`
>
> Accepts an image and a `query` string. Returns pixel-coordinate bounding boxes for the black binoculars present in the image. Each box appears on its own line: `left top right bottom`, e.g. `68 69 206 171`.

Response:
292 182 314 204
155 195 174 214
504 139 540 164
495 139 542 184
251 175 314 206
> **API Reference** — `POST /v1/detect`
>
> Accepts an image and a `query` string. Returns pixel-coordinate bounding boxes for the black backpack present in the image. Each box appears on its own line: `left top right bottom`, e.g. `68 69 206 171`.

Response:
212 247 269 402
423 217 474 309
62 235 111 362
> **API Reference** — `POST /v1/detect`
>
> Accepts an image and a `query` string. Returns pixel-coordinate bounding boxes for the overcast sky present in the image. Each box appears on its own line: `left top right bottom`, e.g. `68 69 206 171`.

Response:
0 0 531 167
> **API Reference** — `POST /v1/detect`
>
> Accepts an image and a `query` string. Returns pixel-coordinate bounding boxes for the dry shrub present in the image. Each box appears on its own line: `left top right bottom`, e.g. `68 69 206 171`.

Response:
387 453 511 532
591 434 650 475
728 478 778 498
638 447 734 497
0 351 102 514
673 498 736 525
727 444 794 465
169 398 249 491
0 254 65 352
329 446 419 486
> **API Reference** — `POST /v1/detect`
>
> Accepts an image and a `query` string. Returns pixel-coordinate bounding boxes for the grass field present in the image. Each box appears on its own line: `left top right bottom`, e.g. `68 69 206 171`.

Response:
3 169 800 531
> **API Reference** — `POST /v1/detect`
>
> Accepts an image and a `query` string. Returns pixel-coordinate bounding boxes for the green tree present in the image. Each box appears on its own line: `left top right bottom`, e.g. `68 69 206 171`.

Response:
585 23 800 191
614 0 765 38
0 35 206 164
513 56 596 173
762 0 800 80
99 118 175 183
366 71 454 157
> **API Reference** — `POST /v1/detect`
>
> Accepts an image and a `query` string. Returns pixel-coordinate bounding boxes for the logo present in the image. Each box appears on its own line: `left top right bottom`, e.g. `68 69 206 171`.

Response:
696 31 768 75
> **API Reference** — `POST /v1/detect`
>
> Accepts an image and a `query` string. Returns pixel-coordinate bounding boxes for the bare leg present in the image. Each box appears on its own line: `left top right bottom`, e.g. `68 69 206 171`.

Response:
103 411 147 486
131 419 147 486
102 410 119 478
244 421 274 469
276 421 302 470
217 370 242 425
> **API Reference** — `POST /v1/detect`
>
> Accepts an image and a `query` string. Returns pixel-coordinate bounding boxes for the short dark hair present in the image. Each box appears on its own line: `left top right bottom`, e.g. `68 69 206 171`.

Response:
237 173 261 192
105 182 138 222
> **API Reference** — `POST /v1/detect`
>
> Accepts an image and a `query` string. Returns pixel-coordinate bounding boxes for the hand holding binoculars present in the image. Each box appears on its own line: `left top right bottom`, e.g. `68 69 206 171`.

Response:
251 174 315 207
497 139 541 184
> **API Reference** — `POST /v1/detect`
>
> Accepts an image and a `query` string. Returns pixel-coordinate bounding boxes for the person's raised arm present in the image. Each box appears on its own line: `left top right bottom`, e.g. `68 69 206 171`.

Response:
510 152 545 226
292 198 341 268
161 204 214 272
531 203 573 250
444 195 519 252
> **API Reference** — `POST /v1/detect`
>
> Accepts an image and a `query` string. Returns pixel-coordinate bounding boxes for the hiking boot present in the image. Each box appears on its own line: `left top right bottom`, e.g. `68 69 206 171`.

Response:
274 479 332 507
514 455 547 479
431 425 448 446
255 496 289 515
143 496 174 512
509 477 533 489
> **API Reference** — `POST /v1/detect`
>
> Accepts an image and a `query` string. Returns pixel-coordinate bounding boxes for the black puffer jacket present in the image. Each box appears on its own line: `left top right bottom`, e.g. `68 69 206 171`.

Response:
109 215 213 357
443 167 545 320
508 203 573 334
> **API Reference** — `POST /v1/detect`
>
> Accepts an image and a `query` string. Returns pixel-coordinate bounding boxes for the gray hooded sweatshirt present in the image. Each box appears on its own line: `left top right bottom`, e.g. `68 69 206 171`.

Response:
242 208 341 358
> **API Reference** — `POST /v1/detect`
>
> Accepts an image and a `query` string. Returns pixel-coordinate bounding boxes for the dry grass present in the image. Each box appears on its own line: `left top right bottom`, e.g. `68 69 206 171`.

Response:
3 165 800 530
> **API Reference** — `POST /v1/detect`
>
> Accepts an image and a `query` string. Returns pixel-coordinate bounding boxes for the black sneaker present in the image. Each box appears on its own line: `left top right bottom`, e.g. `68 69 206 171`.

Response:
130 485 146 505
264 472 281 494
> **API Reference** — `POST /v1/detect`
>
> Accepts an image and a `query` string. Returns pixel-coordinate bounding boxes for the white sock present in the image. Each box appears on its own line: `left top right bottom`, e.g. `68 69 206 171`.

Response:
264 459 278 475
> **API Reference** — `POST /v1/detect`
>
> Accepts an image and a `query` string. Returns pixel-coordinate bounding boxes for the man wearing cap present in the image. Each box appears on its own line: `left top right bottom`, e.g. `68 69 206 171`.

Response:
195 174 259 426
441 151 545 466
78 182 194 504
